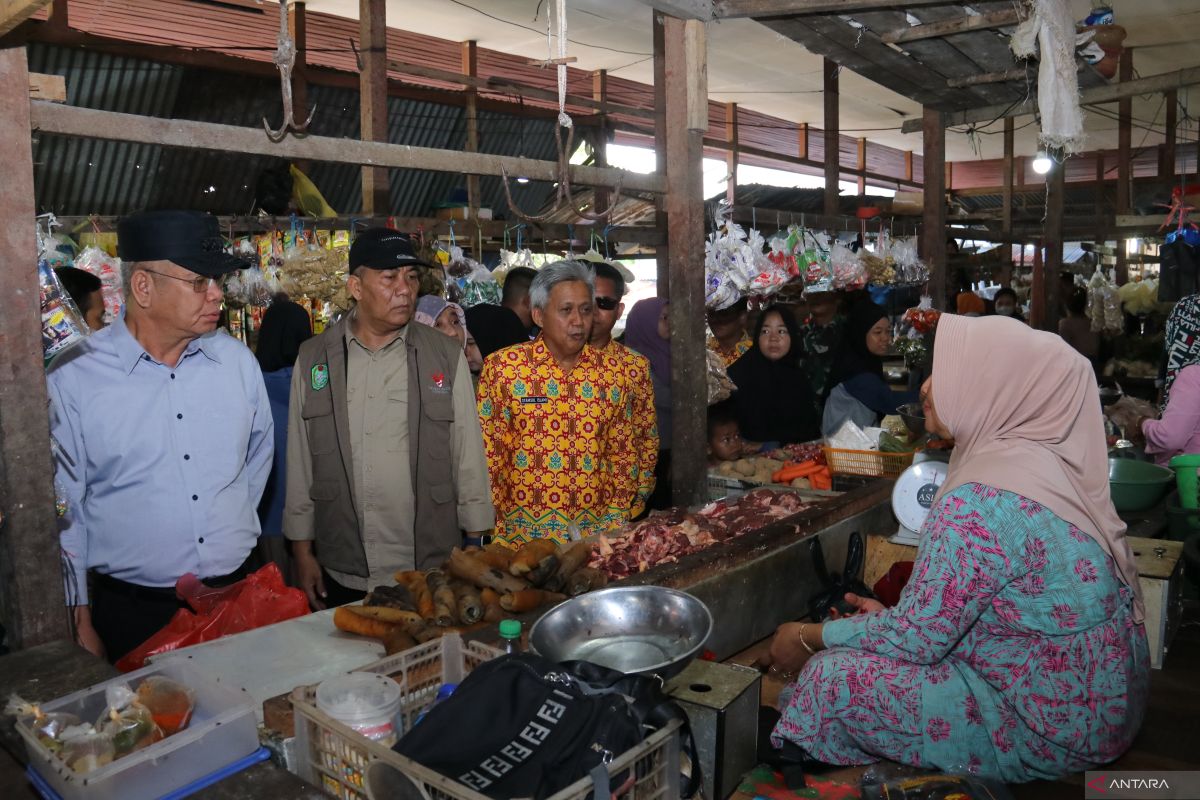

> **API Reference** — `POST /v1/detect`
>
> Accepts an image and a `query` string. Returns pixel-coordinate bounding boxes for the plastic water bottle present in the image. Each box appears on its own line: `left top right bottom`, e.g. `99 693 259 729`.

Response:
499 619 522 655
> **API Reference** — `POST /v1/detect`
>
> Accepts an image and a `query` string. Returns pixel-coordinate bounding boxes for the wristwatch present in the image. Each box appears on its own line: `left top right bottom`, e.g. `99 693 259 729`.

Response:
463 534 494 547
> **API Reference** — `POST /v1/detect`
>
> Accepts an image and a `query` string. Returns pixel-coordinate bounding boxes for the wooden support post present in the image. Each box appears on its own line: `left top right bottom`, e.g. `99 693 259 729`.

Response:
725 102 738 205
1115 47 1132 284
1162 89 1177 180
654 12 669 295
462 40 480 218
798 122 808 160
904 150 913 183
945 161 953 192
359 0 388 215
1030 241 1044 329
592 69 610 216
921 106 947 309
48 0 67 30
856 137 866 196
823 58 839 217
663 14 708 509
0 46 69 649
1044 157 1065 332
1095 152 1107 259
1000 116 1014 286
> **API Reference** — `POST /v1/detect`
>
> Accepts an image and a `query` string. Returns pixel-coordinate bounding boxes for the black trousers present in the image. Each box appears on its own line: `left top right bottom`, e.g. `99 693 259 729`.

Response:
90 557 252 665
322 569 367 607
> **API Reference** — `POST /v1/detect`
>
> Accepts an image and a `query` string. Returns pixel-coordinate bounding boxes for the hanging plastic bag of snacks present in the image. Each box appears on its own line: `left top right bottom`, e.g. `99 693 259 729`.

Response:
39 260 90 367
800 228 835 294
73 246 123 324
830 240 867 291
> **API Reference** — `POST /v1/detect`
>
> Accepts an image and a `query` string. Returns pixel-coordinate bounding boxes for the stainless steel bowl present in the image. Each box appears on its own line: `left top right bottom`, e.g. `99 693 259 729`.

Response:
528 586 713 679
896 402 926 436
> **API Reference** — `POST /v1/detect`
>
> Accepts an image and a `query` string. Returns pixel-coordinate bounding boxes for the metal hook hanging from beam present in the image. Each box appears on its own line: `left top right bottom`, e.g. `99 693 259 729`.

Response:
500 124 624 225
264 0 316 142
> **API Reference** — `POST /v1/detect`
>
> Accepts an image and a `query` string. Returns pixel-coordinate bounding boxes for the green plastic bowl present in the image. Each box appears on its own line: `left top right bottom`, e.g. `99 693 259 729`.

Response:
1108 458 1176 512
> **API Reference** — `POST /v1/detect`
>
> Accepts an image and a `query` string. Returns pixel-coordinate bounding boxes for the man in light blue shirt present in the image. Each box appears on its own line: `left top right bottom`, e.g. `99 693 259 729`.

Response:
48 210 273 663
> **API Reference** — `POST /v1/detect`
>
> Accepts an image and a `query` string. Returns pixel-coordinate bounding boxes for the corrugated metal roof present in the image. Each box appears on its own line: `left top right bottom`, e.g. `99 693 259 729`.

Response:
28 42 557 219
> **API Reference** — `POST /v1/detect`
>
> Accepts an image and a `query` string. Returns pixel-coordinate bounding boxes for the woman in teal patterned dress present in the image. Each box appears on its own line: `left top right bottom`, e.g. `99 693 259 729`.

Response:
764 314 1150 782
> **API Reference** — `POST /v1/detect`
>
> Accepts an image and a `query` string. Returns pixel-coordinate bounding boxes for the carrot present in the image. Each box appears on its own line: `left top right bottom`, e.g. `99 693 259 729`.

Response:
772 461 824 483
500 589 566 613
809 468 833 491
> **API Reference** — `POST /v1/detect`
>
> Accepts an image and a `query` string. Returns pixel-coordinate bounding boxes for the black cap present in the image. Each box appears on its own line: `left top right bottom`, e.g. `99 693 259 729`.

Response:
117 210 250 277
349 228 432 272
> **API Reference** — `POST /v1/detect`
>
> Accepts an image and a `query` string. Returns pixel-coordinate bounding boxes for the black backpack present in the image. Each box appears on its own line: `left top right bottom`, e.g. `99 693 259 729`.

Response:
392 653 701 799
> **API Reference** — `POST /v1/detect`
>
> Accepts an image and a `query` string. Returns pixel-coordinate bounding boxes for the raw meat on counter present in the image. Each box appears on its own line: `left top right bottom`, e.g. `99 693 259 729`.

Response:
590 489 812 579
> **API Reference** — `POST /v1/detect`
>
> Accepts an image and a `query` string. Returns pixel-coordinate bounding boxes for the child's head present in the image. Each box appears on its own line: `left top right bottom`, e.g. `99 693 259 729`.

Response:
707 400 743 462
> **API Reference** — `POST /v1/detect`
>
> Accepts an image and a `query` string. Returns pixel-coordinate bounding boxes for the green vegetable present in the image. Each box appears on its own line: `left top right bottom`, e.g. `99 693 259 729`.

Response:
879 432 915 453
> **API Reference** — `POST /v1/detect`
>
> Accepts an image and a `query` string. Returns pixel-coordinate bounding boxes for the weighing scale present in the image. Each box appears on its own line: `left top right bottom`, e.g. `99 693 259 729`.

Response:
890 453 949 546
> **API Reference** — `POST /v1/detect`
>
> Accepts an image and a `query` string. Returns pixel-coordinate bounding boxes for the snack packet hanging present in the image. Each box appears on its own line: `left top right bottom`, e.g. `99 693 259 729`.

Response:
39 260 90 367
830 241 866 291
73 245 123 323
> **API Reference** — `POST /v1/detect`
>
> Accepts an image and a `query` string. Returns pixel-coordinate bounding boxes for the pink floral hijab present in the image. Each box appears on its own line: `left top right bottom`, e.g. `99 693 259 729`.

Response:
932 314 1144 622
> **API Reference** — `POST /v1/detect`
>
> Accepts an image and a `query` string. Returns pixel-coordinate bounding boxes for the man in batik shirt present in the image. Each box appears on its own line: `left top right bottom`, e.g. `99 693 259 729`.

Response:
477 261 649 545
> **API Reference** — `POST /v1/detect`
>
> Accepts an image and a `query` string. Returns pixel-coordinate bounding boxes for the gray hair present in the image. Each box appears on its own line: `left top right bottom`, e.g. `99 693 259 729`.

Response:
528 260 594 311
120 260 136 297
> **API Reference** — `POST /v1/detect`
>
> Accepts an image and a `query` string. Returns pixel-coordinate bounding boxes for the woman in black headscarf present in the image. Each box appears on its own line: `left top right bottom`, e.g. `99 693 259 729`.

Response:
728 305 821 445
255 293 313 582
821 298 918 437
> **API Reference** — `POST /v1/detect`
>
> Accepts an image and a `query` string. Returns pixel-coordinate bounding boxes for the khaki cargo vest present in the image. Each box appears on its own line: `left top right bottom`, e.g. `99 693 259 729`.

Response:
295 317 461 576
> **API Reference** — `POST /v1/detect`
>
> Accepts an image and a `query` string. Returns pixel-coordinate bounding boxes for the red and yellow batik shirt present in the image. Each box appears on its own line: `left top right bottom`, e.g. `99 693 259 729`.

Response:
707 333 753 367
477 339 651 545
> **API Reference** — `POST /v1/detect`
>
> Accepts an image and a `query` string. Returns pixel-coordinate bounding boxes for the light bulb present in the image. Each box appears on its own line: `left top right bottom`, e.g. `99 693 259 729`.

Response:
516 176 530 184
1032 152 1052 175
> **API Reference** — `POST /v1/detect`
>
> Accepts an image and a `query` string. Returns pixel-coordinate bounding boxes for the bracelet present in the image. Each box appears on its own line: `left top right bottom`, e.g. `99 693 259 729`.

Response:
798 624 817 655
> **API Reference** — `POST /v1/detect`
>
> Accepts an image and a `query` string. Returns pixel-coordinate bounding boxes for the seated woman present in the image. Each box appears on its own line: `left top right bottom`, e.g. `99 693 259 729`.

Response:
1135 295 1200 465
821 299 918 437
764 314 1149 782
728 305 820 446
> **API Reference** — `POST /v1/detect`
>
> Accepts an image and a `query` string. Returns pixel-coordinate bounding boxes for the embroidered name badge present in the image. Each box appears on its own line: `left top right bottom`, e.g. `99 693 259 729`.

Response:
311 364 329 391
428 371 452 394
520 396 549 405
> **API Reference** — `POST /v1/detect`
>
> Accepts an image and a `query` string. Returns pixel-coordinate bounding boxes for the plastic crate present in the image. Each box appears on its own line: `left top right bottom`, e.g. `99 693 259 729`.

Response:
16 660 260 800
291 634 682 800
822 446 917 479
706 473 757 501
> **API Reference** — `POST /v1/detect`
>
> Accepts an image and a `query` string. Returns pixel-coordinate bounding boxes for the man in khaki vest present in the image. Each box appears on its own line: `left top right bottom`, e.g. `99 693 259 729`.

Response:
285 229 494 608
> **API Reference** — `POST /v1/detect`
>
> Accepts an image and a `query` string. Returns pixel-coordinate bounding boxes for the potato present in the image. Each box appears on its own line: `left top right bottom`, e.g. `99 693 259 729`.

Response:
717 461 738 476
734 459 756 477
791 477 812 489
752 471 774 485
761 458 784 472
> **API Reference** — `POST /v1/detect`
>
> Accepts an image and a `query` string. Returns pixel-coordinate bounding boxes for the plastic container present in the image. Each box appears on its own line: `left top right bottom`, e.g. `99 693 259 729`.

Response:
316 673 404 748
1169 454 1200 509
16 660 258 800
291 634 682 800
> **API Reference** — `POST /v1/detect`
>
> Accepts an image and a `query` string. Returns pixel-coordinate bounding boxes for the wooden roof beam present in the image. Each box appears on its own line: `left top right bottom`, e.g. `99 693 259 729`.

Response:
881 8 1021 45
0 0 51 37
716 0 958 18
28 100 667 194
902 66 1200 133
639 0 714 21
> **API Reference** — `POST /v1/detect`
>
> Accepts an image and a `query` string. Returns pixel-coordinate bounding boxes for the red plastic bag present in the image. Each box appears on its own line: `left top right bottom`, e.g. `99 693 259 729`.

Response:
872 560 914 608
116 563 309 672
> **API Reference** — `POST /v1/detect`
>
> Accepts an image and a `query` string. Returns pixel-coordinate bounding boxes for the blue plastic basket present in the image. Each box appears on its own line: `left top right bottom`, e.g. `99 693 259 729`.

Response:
26 747 271 800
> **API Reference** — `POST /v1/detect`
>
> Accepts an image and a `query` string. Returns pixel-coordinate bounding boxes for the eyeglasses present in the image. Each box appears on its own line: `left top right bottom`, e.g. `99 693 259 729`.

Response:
140 268 218 293
595 296 619 311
